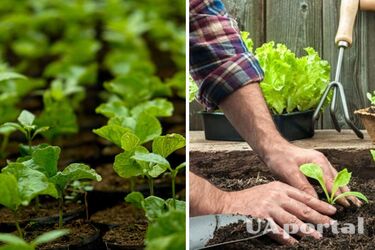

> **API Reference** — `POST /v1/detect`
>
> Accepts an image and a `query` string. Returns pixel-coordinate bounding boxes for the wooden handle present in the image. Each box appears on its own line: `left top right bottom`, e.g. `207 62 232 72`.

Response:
360 0 375 10
335 0 360 46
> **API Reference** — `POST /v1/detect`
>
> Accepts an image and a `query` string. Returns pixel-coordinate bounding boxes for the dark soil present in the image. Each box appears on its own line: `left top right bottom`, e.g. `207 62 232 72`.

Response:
24 219 99 250
90 203 146 227
203 174 375 250
103 222 147 249
0 201 83 226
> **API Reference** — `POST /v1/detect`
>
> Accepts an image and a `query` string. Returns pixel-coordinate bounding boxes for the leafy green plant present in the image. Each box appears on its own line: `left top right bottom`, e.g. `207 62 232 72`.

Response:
14 144 101 228
300 163 368 204
125 192 185 250
241 32 331 114
0 229 69 250
145 210 185 250
367 91 375 106
1 110 49 152
0 165 58 237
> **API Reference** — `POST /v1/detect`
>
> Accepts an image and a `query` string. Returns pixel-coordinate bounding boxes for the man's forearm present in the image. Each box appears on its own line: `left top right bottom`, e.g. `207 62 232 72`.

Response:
219 83 288 161
189 172 226 216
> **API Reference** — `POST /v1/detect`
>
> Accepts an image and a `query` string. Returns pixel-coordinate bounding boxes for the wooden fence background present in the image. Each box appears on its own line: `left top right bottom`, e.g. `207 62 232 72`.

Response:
190 0 375 130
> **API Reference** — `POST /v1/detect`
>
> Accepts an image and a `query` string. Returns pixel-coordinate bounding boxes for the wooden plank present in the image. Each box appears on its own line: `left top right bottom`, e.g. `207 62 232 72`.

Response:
189 101 204 131
366 11 375 99
221 0 265 48
265 0 323 57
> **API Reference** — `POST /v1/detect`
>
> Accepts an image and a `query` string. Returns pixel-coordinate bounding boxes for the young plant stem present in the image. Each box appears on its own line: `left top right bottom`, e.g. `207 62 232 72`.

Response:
0 133 10 157
148 177 154 196
84 192 89 221
13 210 23 238
171 171 177 209
58 197 64 229
130 177 136 192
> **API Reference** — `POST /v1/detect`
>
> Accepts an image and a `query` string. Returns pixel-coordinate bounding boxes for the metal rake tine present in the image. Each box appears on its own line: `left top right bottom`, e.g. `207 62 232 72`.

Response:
330 87 342 132
313 83 335 122
335 82 364 139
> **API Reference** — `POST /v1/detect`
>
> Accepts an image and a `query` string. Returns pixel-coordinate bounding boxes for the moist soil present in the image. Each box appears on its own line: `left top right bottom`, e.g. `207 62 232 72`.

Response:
103 222 147 249
203 174 375 250
90 203 146 227
24 219 99 250
0 201 83 226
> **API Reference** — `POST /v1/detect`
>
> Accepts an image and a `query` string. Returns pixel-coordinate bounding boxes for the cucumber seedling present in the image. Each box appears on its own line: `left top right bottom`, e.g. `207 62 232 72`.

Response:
300 163 368 204
0 164 58 237
1 110 49 152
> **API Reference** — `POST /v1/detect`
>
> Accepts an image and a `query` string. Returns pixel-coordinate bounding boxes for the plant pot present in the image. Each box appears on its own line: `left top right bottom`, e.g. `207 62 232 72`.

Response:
355 107 375 143
24 219 101 250
0 201 84 232
103 223 147 250
200 110 314 141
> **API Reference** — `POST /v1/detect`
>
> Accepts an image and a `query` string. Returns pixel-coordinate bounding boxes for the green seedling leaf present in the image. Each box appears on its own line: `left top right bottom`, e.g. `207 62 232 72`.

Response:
0 245 33 250
114 151 143 178
0 125 17 135
165 199 186 212
31 229 69 246
0 173 21 211
134 112 162 144
132 152 170 177
145 210 185 250
0 233 27 246
0 72 27 82
18 110 35 127
300 163 330 202
333 191 368 204
125 191 144 209
131 98 174 118
152 134 185 158
22 145 60 178
331 168 351 201
93 124 130 147
2 122 25 135
121 132 140 152
144 196 166 221
51 163 102 194
371 150 375 162
96 101 129 118
2 162 58 204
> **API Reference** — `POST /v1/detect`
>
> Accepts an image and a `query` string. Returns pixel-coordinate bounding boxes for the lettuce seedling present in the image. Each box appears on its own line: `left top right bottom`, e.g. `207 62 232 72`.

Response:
0 229 69 250
0 164 58 237
1 110 49 151
300 163 368 204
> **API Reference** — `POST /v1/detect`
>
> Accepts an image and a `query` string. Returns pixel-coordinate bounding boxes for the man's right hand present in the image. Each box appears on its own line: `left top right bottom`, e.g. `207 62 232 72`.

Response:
190 173 337 245
220 181 337 244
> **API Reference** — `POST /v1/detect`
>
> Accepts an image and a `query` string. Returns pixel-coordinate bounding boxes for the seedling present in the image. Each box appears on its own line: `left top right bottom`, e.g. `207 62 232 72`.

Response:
0 165 58 237
0 125 16 158
125 191 185 221
0 229 69 250
15 144 102 228
1 110 49 151
300 163 368 204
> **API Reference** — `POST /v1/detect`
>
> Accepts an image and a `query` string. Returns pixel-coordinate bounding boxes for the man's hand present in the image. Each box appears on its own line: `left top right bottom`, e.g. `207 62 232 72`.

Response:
190 172 337 245
264 142 362 207
219 83 360 206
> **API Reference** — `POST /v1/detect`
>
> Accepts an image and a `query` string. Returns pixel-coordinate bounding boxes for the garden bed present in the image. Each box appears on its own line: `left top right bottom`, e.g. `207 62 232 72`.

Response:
190 130 375 249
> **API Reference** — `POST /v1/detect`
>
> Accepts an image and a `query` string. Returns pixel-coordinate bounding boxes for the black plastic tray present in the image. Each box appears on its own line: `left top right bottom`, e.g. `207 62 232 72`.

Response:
200 110 314 141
